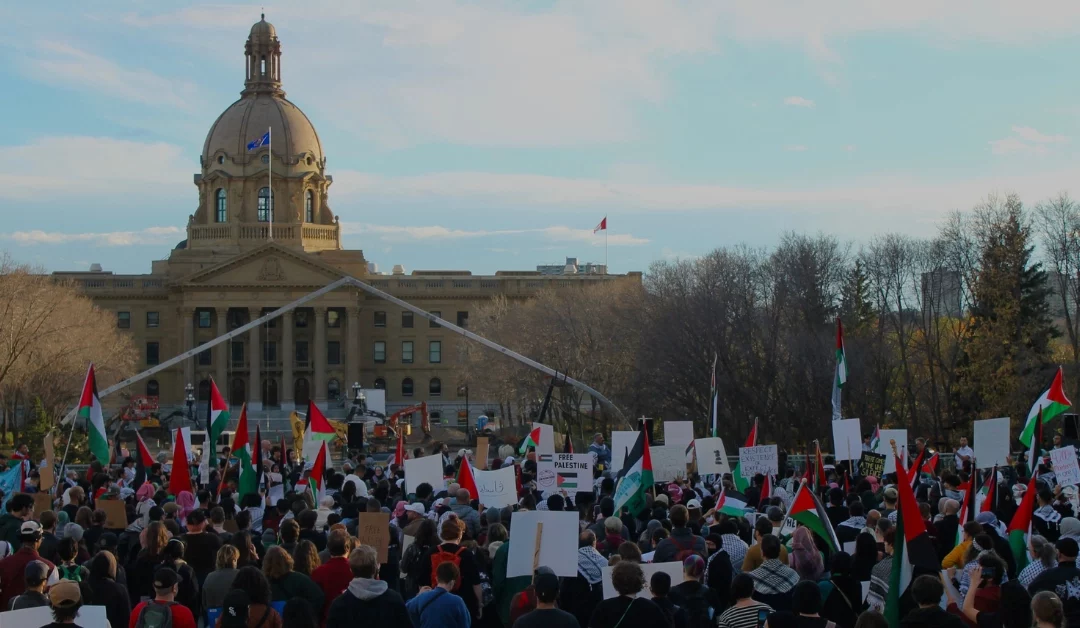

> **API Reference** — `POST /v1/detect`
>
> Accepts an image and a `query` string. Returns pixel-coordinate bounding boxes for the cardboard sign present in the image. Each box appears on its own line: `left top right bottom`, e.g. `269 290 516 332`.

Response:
664 421 695 446
876 429 907 472
40 431 55 493
0 604 107 625
649 446 688 482
858 452 887 479
475 466 517 508
974 418 1011 469
357 512 390 563
404 454 446 494
507 511 578 577
695 437 731 475
602 562 683 599
739 444 778 477
31 492 52 518
99 499 128 529
1052 446 1080 487
832 419 863 461
475 437 490 470
611 431 637 474
531 423 556 455
537 453 593 496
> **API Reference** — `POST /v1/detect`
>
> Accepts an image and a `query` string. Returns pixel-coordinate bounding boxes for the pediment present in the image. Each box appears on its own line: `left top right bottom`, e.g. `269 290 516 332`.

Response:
179 244 348 287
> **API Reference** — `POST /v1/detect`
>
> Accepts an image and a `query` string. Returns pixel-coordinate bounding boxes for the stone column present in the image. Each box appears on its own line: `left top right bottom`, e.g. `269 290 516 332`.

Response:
180 307 194 392
281 310 294 411
346 307 360 389
215 308 228 387
314 307 327 403
248 308 262 411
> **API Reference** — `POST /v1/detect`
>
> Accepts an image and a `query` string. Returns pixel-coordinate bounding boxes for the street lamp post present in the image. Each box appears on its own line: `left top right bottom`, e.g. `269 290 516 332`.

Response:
184 382 195 423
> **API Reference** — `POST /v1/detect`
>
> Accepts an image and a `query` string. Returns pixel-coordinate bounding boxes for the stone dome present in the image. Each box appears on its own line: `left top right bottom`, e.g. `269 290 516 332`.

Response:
250 14 276 40
202 94 323 165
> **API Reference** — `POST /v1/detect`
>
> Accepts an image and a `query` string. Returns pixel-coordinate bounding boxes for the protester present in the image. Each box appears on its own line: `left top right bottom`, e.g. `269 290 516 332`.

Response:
588 561 670 628
327 545 409 627
86 551 131 628
717 573 773 628
311 528 353 621
45 580 85 628
406 561 472 628
203 544 240 612
219 566 284 628
0 520 57 610
129 567 198 628
8 560 51 610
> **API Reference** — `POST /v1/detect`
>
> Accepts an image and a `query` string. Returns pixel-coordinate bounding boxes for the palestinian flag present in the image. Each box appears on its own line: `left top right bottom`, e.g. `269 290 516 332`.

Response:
789 481 841 551
253 424 264 494
957 463 980 545
870 425 880 451
613 424 653 516
980 465 998 513
564 433 574 454
884 453 939 627
732 419 757 492
456 456 478 500
168 428 193 496
1008 473 1038 572
301 401 337 462
710 352 719 437
557 472 578 490
132 430 153 491
78 364 110 465
391 427 406 467
307 440 328 504
832 317 847 421
1021 366 1072 447
230 404 258 500
519 425 542 455
921 452 939 475
843 470 851 495
909 447 927 489
717 487 750 517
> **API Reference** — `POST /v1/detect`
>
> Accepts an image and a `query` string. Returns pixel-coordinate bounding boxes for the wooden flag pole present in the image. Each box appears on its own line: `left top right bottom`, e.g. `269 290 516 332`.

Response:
533 522 544 573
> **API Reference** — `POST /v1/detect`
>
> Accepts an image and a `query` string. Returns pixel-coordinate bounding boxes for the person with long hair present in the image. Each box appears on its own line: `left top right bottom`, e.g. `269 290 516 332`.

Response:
129 521 168 600
263 546 324 610
1032 591 1066 628
789 527 825 582
203 544 240 612
400 518 438 600
232 531 260 569
1019 535 1058 587
958 565 1030 628
851 532 878 582
217 566 283 628
292 539 321 577
86 551 130 628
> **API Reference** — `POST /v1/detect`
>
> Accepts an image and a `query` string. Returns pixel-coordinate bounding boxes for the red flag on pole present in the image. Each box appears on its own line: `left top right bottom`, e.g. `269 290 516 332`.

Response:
593 217 607 233
168 428 193 496
456 457 479 500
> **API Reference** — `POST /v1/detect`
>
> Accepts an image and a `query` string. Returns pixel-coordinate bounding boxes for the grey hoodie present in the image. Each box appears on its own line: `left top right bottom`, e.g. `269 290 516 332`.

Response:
450 503 481 539
347 576 388 600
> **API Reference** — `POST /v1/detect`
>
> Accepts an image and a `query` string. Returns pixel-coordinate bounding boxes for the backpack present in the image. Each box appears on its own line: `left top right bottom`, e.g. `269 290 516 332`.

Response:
59 564 82 583
429 545 466 590
401 541 424 577
477 568 494 607
134 600 175 628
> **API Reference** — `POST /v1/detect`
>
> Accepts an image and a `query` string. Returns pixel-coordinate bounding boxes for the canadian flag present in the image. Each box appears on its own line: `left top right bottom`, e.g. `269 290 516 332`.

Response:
594 217 607 233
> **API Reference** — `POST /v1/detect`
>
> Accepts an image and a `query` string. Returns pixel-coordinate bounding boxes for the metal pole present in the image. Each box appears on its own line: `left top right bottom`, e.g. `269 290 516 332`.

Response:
268 126 273 241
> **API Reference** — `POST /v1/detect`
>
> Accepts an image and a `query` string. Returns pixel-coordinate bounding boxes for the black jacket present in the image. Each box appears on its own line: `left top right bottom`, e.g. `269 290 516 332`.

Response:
899 605 966 628
325 583 409 628
1029 562 1080 627
87 576 131 628
935 515 959 560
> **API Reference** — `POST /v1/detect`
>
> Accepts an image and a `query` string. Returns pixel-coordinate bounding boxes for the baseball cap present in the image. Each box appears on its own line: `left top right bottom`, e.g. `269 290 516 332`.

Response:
19 520 42 540
404 503 426 515
24 560 49 584
221 589 251 628
48 580 81 608
686 498 702 509
153 566 179 590
534 571 560 603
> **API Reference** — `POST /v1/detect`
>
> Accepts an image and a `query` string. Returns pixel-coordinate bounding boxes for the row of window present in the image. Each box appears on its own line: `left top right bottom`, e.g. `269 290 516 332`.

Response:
145 340 443 366
142 376 443 402
369 377 441 397
122 309 466 331
117 311 158 329
213 188 315 224
374 311 468 328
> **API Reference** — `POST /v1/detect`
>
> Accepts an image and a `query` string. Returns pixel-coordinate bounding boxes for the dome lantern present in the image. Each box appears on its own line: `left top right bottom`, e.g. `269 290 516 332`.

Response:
244 13 283 97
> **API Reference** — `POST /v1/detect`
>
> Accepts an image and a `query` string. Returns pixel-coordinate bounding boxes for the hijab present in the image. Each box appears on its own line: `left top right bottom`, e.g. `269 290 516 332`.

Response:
176 491 196 522
789 527 824 581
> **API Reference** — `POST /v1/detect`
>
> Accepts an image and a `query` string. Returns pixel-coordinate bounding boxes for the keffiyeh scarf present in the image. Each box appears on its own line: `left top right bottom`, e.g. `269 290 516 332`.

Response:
577 546 607 584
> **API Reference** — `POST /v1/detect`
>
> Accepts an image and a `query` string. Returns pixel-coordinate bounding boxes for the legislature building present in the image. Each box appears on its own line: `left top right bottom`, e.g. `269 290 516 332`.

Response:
53 16 637 420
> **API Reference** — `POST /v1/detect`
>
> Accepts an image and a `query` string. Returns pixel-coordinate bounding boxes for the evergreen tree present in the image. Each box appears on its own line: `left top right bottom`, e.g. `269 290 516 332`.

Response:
839 258 875 332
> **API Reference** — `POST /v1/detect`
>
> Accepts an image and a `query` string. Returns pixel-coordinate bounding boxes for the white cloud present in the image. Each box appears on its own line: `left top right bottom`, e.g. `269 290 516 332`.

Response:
344 222 649 246
5 226 183 246
1012 126 1068 144
784 96 815 108
989 126 1068 156
785 145 809 152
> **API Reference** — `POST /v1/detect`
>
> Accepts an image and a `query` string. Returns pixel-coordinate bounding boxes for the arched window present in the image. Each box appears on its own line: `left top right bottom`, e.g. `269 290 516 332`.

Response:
258 187 273 222
146 380 159 398
373 378 386 390
328 378 340 401
260 56 266 75
263 378 278 407
429 378 441 397
215 188 227 223
402 378 414 397
305 190 314 222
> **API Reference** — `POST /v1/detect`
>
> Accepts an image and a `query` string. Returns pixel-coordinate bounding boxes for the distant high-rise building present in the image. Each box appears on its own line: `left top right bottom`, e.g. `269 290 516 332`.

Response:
921 269 963 318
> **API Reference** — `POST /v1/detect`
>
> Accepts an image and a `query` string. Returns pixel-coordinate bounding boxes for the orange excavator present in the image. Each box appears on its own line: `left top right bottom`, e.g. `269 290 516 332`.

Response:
373 402 430 439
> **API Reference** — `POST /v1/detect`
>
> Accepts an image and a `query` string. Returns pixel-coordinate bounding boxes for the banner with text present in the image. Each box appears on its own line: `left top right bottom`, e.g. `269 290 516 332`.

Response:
475 465 517 508
739 444 778 477
1052 446 1080 487
537 453 592 496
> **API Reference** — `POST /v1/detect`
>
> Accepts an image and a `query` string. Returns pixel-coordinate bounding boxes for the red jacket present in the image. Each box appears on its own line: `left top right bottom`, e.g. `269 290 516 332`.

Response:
311 555 352 621
0 547 55 611
129 600 197 628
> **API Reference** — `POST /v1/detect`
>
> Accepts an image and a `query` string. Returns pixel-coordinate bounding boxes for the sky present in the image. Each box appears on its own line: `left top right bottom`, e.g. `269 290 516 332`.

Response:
3 1 1080 275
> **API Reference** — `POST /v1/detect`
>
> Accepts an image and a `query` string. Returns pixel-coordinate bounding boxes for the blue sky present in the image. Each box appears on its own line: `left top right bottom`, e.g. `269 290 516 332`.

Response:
3 1 1080 275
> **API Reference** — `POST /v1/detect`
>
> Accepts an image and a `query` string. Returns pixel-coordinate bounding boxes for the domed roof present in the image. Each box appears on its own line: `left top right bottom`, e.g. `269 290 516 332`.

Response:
202 94 323 163
250 14 276 40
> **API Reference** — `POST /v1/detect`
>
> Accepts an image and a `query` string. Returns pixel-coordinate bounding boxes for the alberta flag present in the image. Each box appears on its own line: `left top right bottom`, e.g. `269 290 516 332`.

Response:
788 481 841 551
614 424 653 517
247 131 270 151
78 364 110 465
732 419 757 492
519 426 542 455
231 404 257 499
832 317 847 421
1020 366 1071 448
884 453 939 626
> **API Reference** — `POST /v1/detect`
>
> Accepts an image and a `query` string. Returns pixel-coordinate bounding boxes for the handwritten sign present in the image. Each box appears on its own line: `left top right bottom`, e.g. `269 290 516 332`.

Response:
694 438 731 475
858 452 886 479
475 437 490 470
99 499 128 529
664 421 695 446
1052 446 1080 487
649 446 688 482
738 445 778 477
475 466 517 508
357 512 390 562
875 429 907 472
531 422 555 455
537 453 592 496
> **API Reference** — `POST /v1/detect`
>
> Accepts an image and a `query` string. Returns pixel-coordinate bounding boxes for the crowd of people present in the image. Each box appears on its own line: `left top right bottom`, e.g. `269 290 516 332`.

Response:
0 432 1075 628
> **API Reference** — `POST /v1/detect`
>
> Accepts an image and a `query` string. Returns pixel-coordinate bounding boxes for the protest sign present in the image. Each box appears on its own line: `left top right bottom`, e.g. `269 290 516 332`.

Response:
31 492 52 518
858 452 887 479
832 418 863 461
602 562 684 599
476 437 490 470
0 604 107 625
268 483 285 505
507 511 578 577
664 421 695 446
532 422 555 455
537 453 592 496
475 466 517 508
611 431 637 473
739 445 778 477
974 418 1010 469
1051 446 1080 487
875 429 907 471
357 512 390 562
100 499 128 529
650 446 687 482
404 454 445 494
695 437 731 475
41 431 55 493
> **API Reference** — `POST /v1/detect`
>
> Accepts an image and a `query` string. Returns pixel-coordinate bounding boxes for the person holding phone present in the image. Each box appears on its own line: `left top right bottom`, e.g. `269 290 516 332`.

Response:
716 574 772 628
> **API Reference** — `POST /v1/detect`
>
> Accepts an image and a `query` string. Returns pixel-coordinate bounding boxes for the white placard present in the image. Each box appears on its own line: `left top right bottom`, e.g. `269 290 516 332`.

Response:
0 604 107 625
611 431 637 473
1051 446 1080 487
650 446 688 482
404 454 446 494
268 483 285 505
532 422 555 455
537 453 593 496
695 437 731 475
507 511 578 577
475 465 517 508
602 562 684 599
876 429 908 472
402 534 415 560
739 445 778 477
664 421 695 446
974 418 1011 469
832 419 863 461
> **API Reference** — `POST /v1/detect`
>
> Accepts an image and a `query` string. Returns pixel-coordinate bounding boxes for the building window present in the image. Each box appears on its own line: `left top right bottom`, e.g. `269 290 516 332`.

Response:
402 378 414 397
228 310 245 330
295 341 309 367
401 341 414 364
258 187 273 222
198 349 212 366
231 341 245 367
374 378 386 390
402 312 413 328
305 190 314 222
456 311 469 327
430 378 442 397
146 342 159 366
328 378 341 401
117 311 130 329
262 341 277 366
146 312 159 328
197 310 212 328
327 310 341 328
429 311 441 328
429 341 442 363
327 341 341 365
374 311 386 327
216 188 227 223
260 56 266 75
261 308 276 328
146 380 159 398
374 341 386 363
295 310 308 328
294 378 310 408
